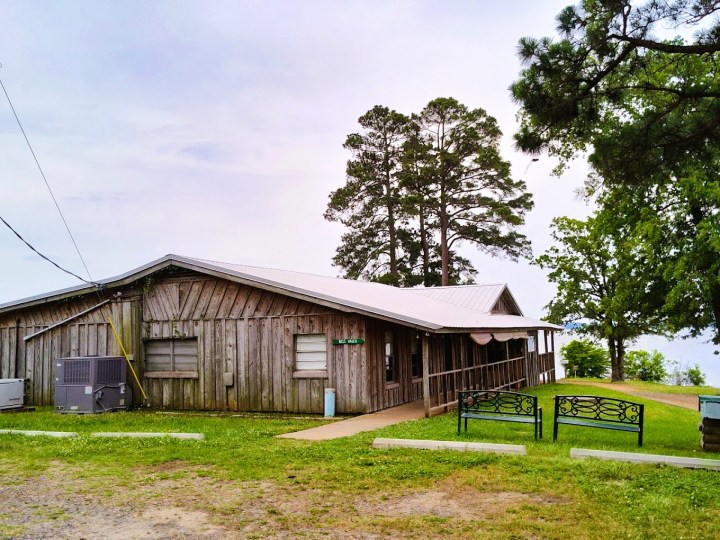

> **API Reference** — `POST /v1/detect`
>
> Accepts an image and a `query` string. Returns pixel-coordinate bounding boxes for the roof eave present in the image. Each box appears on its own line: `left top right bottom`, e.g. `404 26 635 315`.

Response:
0 255 444 331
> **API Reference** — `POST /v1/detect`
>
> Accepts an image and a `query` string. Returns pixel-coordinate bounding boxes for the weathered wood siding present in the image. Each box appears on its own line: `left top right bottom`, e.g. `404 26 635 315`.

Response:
141 277 368 413
0 294 141 406
365 320 430 412
0 268 556 414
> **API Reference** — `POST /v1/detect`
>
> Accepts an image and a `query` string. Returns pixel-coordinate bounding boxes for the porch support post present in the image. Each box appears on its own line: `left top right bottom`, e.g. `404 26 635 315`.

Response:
422 333 431 418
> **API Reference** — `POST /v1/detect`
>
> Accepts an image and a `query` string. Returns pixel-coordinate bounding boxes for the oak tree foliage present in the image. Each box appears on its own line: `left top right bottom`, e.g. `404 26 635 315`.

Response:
536 215 665 380
514 1 720 346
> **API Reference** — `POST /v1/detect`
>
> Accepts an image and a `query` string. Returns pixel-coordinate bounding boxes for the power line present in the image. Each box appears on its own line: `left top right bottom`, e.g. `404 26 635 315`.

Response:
0 214 102 287
0 67 95 282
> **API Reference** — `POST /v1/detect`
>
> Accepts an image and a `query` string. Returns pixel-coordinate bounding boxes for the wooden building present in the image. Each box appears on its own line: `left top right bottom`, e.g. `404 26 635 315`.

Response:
0 255 559 416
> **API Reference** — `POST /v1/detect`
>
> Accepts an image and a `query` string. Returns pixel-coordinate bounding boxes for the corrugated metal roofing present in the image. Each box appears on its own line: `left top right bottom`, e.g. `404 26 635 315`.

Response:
402 284 519 315
0 254 560 332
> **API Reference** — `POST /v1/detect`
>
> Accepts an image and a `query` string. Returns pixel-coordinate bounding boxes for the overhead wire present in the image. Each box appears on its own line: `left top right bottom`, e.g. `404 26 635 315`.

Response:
0 64 96 284
0 215 102 288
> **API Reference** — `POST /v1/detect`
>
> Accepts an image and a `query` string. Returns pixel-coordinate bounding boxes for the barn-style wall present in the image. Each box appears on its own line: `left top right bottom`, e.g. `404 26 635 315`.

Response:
0 266 556 414
364 321 424 412
141 276 369 414
0 293 142 406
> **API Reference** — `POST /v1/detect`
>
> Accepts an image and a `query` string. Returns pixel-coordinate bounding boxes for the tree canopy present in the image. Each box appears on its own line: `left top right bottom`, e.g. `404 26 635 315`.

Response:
327 98 533 287
325 106 410 285
560 339 609 378
514 1 720 347
511 0 720 182
536 215 664 380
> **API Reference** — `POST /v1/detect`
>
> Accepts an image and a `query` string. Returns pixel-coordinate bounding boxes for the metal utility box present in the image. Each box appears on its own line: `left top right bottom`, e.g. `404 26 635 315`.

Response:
698 395 720 452
54 356 132 414
0 379 25 410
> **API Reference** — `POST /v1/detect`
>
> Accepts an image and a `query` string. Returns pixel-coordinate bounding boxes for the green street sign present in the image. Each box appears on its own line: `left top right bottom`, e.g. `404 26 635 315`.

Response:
332 338 365 345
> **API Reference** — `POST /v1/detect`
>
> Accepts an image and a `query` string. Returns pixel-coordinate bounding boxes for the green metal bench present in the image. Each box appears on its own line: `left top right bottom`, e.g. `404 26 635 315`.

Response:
458 390 542 440
553 395 644 447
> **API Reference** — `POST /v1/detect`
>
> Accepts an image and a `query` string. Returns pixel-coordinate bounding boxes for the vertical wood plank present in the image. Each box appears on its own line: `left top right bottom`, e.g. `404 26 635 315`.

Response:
238 318 250 411
285 317 298 413
204 320 215 410
196 321 206 409
271 318 283 412
215 319 225 410
225 320 238 411
0 328 9 378
260 317 271 411
248 318 259 411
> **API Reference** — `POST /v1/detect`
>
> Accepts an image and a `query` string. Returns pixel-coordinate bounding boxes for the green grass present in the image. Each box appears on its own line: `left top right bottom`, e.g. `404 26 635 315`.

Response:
1 382 719 539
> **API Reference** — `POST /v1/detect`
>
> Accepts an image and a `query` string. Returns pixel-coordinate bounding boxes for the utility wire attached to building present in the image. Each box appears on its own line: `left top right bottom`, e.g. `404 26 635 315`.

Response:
0 64 95 283
0 215 102 288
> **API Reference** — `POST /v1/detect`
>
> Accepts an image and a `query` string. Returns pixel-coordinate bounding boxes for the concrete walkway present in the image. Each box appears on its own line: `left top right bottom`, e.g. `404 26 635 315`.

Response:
277 400 426 441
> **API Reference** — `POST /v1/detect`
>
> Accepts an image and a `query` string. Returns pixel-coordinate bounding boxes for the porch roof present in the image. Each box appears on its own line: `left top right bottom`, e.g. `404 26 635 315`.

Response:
0 254 561 333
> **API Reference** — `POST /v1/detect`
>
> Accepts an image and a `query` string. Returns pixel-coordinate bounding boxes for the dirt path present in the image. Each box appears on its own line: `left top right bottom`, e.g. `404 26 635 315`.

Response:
558 380 699 410
0 462 568 539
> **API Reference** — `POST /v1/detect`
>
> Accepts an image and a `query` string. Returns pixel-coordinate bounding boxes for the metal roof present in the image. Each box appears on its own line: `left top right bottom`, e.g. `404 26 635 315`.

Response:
402 284 522 316
0 254 560 332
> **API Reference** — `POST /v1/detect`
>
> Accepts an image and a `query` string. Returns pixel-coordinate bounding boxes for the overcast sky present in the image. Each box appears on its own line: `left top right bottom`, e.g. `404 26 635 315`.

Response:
1 1 717 383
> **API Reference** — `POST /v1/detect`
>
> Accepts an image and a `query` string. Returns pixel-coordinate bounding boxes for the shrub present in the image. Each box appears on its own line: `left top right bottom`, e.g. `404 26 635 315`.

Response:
560 339 609 378
666 360 707 386
624 350 667 382
686 365 706 386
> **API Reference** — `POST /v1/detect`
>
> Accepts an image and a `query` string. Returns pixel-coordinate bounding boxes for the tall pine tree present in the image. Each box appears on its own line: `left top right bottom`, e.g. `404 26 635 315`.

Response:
414 98 533 285
325 106 410 285
327 99 533 287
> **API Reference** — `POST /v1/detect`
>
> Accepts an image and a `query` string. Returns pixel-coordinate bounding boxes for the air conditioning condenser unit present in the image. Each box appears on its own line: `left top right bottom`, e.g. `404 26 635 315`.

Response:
54 356 132 414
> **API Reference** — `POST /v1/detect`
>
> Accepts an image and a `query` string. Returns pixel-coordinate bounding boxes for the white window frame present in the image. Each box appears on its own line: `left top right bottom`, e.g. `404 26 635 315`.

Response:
294 333 328 379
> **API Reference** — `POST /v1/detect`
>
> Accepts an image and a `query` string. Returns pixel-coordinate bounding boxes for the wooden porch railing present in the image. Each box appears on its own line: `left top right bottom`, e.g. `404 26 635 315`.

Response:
429 356 526 412
538 352 556 384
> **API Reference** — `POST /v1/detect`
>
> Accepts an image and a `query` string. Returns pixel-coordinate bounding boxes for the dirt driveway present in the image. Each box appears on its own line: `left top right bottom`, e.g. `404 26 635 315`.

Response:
0 461 567 539
558 380 699 410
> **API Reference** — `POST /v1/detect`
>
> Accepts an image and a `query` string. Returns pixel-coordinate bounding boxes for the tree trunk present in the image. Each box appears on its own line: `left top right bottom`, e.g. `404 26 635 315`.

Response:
419 206 431 287
384 152 398 286
385 188 398 285
616 339 625 381
608 337 624 382
440 191 449 286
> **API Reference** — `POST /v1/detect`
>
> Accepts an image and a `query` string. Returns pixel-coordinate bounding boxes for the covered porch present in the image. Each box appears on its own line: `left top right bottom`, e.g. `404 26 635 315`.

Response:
419 328 557 417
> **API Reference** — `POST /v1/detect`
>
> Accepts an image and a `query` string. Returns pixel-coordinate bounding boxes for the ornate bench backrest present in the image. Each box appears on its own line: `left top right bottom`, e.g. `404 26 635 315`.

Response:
459 391 537 416
555 395 643 425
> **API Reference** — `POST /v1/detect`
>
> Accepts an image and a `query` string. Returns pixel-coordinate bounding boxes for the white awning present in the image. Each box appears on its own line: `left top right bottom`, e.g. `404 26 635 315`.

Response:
470 331 528 345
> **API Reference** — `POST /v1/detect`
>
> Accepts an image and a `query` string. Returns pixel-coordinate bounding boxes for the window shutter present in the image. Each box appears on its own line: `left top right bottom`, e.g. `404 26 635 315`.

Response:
296 334 327 371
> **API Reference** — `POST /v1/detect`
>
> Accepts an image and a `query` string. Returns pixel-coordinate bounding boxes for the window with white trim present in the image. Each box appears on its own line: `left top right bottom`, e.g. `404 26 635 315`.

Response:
385 331 396 383
411 335 421 380
294 334 327 377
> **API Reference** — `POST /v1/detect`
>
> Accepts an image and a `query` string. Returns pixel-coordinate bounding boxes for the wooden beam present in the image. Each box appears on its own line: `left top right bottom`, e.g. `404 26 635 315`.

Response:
23 300 110 341
422 333 430 418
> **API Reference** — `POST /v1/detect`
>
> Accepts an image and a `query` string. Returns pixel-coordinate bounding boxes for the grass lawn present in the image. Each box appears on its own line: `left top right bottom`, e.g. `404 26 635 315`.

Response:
1 382 719 539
